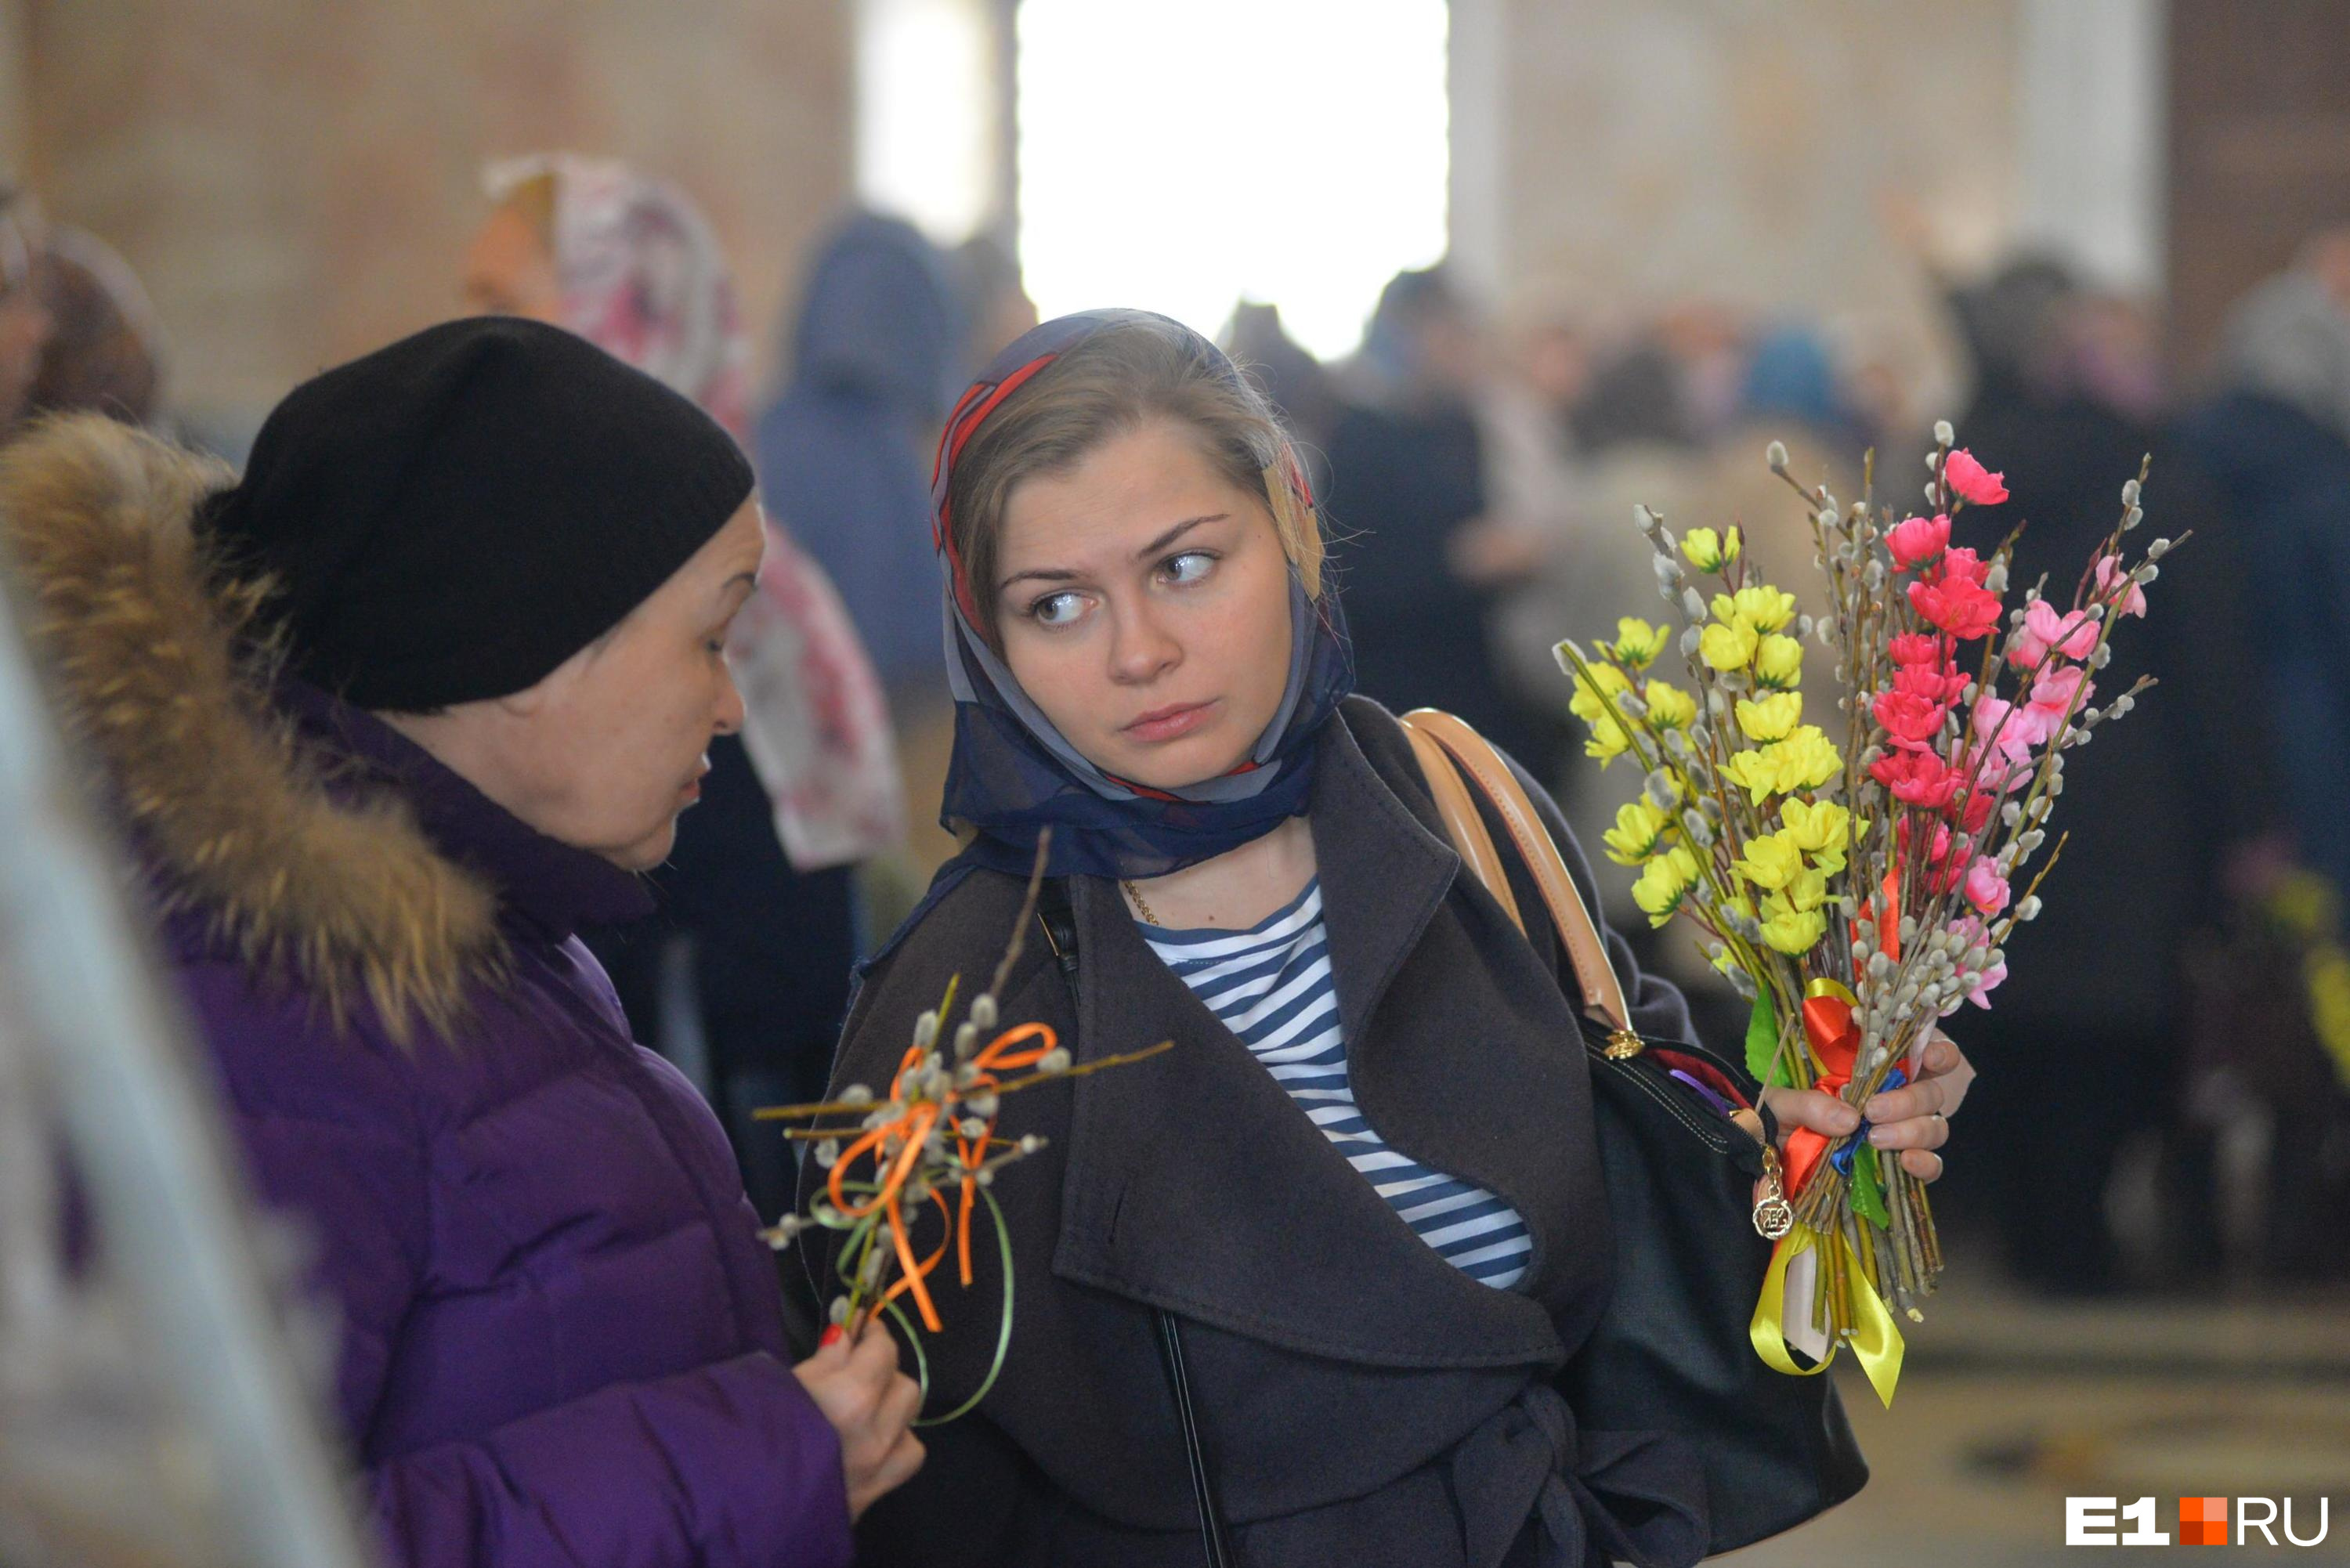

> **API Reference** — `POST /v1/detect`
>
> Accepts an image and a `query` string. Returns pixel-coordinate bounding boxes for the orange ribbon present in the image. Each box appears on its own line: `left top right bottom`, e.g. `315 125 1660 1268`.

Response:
1782 873 1901 1195
1782 978 1860 1198
826 1022 1058 1333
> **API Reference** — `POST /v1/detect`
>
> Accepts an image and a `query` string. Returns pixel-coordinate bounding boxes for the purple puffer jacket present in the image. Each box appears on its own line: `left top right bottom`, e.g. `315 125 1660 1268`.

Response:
6 417 852 1568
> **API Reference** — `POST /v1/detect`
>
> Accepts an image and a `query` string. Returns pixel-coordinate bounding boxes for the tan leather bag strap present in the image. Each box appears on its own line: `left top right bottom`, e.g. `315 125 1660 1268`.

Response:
1398 721 1526 936
1397 708 1635 1039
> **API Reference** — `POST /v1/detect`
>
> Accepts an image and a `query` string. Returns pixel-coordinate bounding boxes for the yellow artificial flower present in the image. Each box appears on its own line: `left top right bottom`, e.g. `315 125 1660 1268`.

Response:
1765 726 1843 794
1781 799 1850 880
1644 681 1697 729
1680 526 1741 573
1584 714 1630 764
1759 894 1828 955
1610 617 1667 670
1779 798 1850 857
1717 584 1797 634
1784 866 1831 912
1735 691 1803 743
1732 831 1803 892
1602 800 1673 866
1631 845 1702 927
1722 747 1781 804
1699 617 1760 672
1568 663 1632 724
1752 634 1805 691
1721 726 1844 804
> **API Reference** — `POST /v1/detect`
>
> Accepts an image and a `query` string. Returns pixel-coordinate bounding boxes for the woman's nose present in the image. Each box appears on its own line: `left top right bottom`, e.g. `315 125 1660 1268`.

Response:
1107 602 1180 684
713 664 747 737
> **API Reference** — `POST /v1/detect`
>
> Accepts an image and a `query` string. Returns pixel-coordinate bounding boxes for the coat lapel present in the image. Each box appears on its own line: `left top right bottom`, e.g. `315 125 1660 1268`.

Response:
1051 714 1573 1371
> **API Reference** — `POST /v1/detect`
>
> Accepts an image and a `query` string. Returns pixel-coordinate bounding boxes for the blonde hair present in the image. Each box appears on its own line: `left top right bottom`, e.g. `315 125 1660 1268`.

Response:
945 316 1322 649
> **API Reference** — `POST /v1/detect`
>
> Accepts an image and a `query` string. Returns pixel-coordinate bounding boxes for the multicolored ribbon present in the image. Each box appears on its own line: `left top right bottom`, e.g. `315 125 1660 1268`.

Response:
1749 969 1908 1405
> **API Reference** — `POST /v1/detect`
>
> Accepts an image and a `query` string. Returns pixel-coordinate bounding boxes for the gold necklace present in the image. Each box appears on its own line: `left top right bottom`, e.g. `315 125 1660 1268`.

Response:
1121 879 1162 926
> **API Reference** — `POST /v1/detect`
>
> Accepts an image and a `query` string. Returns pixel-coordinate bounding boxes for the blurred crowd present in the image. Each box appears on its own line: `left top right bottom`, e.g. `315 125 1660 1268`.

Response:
5 163 2346 1298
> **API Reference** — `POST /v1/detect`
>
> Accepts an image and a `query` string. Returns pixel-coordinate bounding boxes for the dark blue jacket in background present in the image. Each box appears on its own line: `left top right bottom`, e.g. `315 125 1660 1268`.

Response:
755 212 960 703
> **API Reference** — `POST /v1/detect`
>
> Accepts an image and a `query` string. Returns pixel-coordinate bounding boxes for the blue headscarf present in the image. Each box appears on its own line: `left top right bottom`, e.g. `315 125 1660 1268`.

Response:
932 310 1354 882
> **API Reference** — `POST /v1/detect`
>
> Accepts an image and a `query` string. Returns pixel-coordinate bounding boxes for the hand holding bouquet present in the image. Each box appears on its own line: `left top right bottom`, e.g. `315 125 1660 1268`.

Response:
1558 426 2167 1404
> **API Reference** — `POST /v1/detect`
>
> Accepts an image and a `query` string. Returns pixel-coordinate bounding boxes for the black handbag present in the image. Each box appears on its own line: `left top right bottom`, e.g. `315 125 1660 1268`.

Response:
1397 710 1867 1555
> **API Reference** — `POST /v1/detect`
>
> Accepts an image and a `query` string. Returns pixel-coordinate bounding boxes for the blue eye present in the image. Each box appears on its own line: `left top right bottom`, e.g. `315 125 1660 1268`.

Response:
1029 590 1088 627
1162 550 1217 586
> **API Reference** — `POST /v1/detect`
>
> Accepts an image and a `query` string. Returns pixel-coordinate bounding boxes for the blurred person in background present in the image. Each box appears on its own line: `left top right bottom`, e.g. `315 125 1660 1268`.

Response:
757 210 967 887
1224 297 1341 483
1325 265 1546 765
1940 254 2271 1295
1452 291 1593 786
27 214 168 429
0 185 56 438
2177 235 2350 1279
949 232 1039 376
463 154 901 1218
1571 327 1702 457
2180 229 2350 908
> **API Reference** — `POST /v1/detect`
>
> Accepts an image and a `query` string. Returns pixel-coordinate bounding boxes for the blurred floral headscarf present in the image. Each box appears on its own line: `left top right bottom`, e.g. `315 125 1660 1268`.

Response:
484 154 901 868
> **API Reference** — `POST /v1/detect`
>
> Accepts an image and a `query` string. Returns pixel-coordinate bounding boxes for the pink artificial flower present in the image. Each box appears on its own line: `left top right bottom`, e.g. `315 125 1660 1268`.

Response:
2095 554 2148 618
1964 856 2012 916
1908 573 2003 640
1944 448 2009 506
1889 631 1949 667
1886 513 1951 570
1874 688 1950 750
1893 659 1969 705
1970 695 2039 766
1965 951 2009 1009
1939 547 1992 588
2009 599 2099 669
1871 747 1960 808
1943 916 2008 1013
2028 663 2091 724
1957 788 1996 835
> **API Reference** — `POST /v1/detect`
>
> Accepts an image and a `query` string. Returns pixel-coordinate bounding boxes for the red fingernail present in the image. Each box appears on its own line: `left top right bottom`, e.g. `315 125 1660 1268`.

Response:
819 1324 844 1348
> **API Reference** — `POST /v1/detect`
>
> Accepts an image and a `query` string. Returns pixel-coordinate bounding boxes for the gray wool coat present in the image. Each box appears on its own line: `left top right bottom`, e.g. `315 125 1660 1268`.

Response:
801 697 1720 1567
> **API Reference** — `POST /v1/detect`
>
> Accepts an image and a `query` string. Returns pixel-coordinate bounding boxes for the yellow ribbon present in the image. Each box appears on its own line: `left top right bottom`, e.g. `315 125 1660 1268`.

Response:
1749 1222 1907 1408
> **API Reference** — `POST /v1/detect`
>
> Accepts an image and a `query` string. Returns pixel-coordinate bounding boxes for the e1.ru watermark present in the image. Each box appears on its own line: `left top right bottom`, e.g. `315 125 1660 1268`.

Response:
2066 1497 2331 1547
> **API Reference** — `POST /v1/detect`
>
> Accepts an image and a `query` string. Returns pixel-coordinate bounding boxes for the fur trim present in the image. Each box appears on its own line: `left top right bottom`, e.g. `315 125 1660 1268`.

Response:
0 414 500 1036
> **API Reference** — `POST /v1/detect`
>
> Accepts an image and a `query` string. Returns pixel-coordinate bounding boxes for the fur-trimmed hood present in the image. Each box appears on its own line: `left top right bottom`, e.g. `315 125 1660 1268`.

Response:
0 414 501 1031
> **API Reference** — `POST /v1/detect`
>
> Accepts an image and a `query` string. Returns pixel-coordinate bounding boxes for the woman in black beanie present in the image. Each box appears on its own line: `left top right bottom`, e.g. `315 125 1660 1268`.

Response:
1 316 922 1565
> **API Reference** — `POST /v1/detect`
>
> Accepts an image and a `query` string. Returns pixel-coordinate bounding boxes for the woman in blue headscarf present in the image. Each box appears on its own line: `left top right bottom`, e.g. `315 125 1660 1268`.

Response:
804 311 1970 1567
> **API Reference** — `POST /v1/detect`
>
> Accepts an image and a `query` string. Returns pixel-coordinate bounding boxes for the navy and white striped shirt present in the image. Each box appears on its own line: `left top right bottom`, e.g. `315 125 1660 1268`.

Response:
1137 878 1535 1290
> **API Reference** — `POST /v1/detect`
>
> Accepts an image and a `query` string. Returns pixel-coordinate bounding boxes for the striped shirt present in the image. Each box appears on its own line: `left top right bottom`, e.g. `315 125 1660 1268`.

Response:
1137 878 1534 1290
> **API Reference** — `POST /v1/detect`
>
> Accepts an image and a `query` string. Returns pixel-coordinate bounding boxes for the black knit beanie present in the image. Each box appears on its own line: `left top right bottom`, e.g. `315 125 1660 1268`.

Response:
201 316 755 711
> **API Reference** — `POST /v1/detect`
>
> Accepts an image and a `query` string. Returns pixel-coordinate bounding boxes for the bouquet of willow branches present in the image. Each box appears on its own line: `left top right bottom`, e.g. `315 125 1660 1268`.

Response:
1556 425 2168 1404
757 837 1169 1425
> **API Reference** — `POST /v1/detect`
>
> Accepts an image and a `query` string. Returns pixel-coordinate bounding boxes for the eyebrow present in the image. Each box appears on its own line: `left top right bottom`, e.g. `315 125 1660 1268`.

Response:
996 513 1229 592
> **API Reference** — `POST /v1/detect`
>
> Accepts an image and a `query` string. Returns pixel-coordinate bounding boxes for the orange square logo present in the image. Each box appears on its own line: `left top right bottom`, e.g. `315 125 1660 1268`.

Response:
2182 1496 2229 1545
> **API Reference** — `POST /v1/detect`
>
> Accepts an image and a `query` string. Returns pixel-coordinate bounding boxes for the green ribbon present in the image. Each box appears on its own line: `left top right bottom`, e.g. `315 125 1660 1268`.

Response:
1744 988 1791 1087
1849 1143 1890 1230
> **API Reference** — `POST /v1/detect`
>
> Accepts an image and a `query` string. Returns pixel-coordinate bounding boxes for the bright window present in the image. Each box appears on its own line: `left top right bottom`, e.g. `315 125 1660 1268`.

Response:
855 0 996 247
1014 0 1451 360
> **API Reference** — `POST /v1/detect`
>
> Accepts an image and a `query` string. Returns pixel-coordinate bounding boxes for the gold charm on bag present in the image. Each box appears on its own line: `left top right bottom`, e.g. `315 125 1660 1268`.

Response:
1752 1143 1795 1240
1602 1028 1645 1060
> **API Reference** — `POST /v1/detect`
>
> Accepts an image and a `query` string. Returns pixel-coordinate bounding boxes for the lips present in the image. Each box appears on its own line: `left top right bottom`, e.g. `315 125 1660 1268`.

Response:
1122 699 1217 744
